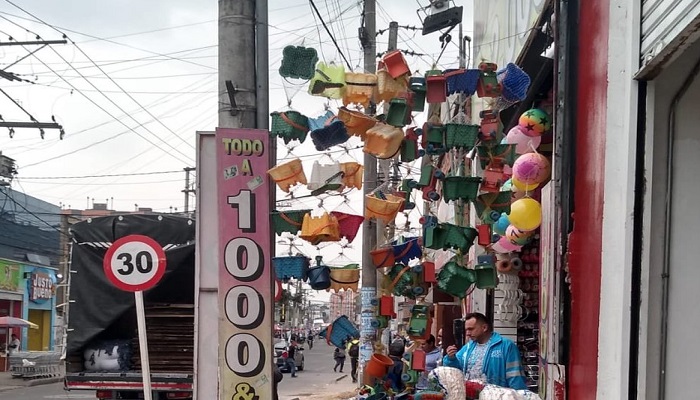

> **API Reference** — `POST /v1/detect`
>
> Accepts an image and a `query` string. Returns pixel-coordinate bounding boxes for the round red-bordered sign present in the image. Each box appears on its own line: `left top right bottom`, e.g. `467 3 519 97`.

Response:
103 234 167 292
274 278 282 302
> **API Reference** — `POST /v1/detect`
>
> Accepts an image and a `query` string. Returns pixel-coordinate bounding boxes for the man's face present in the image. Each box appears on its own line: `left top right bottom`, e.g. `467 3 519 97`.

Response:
422 340 435 352
464 318 489 342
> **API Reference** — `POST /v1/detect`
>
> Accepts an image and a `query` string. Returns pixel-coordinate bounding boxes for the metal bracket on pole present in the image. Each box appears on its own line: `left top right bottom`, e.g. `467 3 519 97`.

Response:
225 80 239 116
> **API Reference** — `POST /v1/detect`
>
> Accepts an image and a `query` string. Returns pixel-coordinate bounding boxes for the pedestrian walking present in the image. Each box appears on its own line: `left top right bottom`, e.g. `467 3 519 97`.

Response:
346 334 360 383
333 346 346 372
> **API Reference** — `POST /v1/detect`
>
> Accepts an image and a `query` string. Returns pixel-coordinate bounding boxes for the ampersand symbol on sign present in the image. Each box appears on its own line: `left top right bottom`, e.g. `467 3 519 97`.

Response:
232 383 259 400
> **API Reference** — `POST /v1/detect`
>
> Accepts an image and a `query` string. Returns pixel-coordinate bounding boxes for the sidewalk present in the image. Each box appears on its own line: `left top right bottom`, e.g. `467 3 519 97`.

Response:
280 373 357 400
0 371 64 393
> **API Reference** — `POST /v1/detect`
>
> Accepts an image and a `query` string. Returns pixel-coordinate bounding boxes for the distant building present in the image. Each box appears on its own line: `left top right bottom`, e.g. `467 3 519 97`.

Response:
329 290 357 322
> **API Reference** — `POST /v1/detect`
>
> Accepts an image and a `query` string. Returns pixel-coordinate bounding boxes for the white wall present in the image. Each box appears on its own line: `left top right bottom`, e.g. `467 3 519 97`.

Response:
641 37 700 400
596 0 640 398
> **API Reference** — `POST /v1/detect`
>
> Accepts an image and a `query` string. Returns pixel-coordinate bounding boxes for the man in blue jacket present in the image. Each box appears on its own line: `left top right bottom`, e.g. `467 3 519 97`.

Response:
442 312 526 390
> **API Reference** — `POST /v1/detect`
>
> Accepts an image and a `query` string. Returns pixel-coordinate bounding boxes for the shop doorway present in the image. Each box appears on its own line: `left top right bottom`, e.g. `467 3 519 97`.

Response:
27 309 51 351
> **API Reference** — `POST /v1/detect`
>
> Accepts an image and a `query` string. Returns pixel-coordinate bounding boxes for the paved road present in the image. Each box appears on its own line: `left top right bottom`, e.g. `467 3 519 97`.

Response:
0 383 94 399
278 338 356 400
0 339 356 400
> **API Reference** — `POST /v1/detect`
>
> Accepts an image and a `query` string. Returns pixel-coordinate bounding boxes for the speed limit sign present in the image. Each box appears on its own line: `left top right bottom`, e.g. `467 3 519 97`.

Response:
103 234 167 292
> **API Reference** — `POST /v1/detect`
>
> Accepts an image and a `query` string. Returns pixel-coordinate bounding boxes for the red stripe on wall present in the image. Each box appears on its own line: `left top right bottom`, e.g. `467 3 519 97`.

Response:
568 0 609 398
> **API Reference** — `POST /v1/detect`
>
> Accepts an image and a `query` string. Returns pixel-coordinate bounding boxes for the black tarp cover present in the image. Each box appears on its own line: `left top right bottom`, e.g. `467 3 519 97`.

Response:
67 214 195 355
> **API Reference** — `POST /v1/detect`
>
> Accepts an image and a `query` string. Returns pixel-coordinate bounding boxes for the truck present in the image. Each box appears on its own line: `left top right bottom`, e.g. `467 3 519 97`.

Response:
64 214 195 400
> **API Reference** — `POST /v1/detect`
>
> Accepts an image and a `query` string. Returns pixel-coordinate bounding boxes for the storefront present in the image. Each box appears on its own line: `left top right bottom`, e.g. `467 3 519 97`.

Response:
21 265 58 352
0 259 24 371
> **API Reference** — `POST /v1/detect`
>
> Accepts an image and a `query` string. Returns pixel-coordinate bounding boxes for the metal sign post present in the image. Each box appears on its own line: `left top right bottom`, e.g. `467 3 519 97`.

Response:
103 234 167 400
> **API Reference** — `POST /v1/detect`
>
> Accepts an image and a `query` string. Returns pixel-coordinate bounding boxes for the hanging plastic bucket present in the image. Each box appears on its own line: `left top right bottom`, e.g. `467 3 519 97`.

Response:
267 159 307 192
442 176 482 202
310 120 350 151
391 237 422 265
382 50 410 78
328 265 360 292
331 211 364 242
337 107 377 139
307 256 331 290
272 255 310 281
377 69 408 103
425 71 447 104
370 246 395 268
364 124 404 159
364 193 404 223
270 111 310 144
340 162 363 190
385 98 410 127
321 315 359 348
343 72 377 107
271 209 311 235
365 353 394 378
444 123 479 149
409 76 427 112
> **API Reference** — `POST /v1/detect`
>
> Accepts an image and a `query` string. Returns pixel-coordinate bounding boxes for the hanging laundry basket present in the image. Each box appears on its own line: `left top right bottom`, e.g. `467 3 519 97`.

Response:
382 50 410 78
310 120 350 151
391 237 422 265
364 123 404 159
385 98 411 127
331 211 364 242
320 314 359 348
307 256 332 290
444 123 479 149
377 69 409 103
343 72 377 107
365 192 404 223
442 176 482 202
337 106 377 139
299 212 341 245
307 161 342 192
437 261 476 298
444 69 480 95
270 111 309 144
267 159 307 192
328 264 360 292
271 209 311 235
272 255 310 281
308 61 345 99
339 162 363 190
497 63 531 102
370 246 395 268
409 77 427 112
279 45 318 80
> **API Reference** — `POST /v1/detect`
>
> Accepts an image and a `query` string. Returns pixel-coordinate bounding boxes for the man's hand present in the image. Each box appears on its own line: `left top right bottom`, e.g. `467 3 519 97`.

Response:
446 345 458 358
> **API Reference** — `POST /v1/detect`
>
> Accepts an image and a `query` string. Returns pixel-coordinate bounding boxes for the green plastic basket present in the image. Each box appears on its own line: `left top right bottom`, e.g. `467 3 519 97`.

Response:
271 209 311 235
437 261 476 298
442 176 482 202
445 123 479 149
279 46 319 80
270 111 309 144
475 263 498 289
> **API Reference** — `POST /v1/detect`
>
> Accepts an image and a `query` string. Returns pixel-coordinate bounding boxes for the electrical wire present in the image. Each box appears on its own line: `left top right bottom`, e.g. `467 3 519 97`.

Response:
18 170 185 180
308 0 353 69
0 187 69 237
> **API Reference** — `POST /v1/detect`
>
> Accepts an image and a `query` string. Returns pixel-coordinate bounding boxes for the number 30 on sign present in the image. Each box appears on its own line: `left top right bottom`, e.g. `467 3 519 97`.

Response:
103 234 166 292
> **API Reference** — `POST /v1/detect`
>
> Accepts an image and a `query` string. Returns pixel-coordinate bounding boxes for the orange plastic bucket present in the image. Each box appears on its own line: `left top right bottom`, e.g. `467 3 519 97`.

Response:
364 353 394 378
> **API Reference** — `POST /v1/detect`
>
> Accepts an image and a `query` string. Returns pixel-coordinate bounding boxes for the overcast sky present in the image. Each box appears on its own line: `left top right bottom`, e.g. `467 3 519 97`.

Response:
0 0 471 215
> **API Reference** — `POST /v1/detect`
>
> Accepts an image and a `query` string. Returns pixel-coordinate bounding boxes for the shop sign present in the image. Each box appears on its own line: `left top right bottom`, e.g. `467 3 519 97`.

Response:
28 269 55 303
0 260 21 292
217 128 272 400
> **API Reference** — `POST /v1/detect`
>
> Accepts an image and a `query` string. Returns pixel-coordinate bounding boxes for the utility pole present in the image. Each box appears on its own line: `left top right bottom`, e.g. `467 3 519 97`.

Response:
182 167 195 215
360 0 377 384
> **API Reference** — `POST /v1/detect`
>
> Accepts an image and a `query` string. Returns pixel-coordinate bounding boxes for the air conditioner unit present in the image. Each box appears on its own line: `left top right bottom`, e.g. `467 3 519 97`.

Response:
422 5 463 36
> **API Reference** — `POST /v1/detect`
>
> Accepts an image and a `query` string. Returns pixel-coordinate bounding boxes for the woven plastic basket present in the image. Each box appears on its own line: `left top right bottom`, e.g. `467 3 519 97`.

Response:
343 72 377 107
279 45 318 80
444 69 480 95
337 106 377 138
271 209 311 235
377 69 408 103
445 123 479 149
270 111 309 144
272 255 310 280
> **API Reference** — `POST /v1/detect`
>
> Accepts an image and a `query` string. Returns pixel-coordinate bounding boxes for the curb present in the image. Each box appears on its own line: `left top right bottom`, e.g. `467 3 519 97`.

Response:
0 386 22 393
27 376 63 387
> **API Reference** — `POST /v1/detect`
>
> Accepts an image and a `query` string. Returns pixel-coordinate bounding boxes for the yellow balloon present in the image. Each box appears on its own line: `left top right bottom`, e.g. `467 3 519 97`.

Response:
512 176 539 192
509 198 542 231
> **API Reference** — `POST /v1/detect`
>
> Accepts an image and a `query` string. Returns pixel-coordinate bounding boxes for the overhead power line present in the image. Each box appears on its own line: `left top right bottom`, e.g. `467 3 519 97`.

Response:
308 0 353 70
18 170 186 180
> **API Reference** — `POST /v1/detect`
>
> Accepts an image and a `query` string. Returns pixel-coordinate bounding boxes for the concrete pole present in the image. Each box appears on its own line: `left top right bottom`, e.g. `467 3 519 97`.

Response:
219 0 256 129
360 0 377 384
